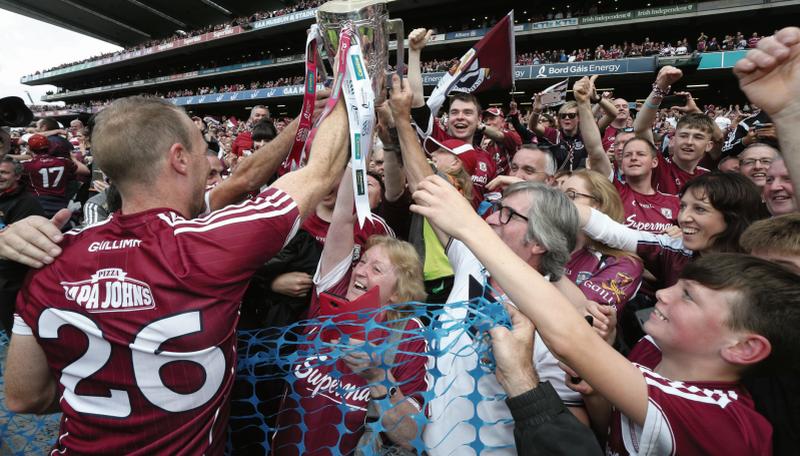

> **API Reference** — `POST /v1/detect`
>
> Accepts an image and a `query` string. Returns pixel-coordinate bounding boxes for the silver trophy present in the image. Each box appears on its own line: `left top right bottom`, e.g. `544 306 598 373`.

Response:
317 0 404 104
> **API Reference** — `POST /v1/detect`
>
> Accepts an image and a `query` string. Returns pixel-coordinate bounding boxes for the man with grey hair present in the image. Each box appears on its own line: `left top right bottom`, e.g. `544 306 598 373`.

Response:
418 175 590 455
232 105 271 157
487 145 557 190
5 95 348 454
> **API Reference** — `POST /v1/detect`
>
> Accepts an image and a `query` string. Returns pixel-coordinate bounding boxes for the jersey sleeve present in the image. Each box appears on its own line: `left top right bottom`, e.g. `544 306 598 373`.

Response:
502 129 522 151
637 367 773 456
160 187 300 284
577 256 643 310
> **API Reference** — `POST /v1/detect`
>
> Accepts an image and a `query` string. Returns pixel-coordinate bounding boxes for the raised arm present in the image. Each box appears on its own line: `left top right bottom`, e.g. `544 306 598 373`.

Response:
208 116 297 211
318 166 355 278
575 76 612 178
596 93 617 131
410 175 649 426
734 26 800 210
633 66 683 144
375 102 406 202
407 28 432 108
527 93 546 136
208 89 331 211
388 74 434 193
271 98 349 219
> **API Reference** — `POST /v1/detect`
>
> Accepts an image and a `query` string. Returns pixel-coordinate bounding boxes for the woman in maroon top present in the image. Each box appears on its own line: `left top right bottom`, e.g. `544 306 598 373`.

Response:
272 167 428 456
562 170 644 341
579 172 765 290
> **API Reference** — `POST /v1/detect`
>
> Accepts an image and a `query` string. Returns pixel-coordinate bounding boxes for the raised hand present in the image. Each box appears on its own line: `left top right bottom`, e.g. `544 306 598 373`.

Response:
408 28 433 52
654 65 683 91
387 73 413 120
734 27 800 117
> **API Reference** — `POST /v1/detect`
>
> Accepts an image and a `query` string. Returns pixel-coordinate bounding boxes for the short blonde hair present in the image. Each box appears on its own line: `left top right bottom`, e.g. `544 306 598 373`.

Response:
365 235 426 308
92 96 195 188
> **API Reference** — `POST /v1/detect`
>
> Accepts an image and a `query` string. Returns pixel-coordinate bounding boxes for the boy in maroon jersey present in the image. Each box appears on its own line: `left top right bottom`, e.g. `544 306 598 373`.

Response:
633 67 715 195
615 138 681 233
4 96 349 455
411 175 799 456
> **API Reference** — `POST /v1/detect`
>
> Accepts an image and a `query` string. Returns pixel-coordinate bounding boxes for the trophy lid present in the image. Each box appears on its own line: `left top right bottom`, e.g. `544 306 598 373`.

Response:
318 0 393 14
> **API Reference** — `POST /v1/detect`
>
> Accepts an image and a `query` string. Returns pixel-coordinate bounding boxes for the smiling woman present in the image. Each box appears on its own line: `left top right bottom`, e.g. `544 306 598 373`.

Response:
578 172 765 290
271 167 428 456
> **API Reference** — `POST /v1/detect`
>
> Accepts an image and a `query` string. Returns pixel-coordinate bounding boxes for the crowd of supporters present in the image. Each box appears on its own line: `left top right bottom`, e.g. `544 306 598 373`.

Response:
2 19 799 456
26 0 701 78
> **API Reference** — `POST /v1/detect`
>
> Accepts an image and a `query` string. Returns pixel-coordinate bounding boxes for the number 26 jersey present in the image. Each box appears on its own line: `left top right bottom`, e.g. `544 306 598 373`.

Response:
14 188 299 455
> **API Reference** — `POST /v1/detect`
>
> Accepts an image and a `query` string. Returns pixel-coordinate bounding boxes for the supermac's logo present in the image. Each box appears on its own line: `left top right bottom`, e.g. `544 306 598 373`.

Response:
351 55 366 80
61 268 156 313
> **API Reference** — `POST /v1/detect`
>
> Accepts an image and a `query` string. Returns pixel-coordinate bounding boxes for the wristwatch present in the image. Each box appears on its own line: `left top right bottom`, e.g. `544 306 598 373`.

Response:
373 385 399 401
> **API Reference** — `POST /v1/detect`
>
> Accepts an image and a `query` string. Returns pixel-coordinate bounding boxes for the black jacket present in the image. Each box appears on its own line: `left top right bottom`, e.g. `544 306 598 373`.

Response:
507 382 603 456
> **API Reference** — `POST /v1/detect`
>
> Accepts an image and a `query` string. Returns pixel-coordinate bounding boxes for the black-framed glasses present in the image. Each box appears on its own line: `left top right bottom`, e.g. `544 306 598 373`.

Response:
559 112 578 120
564 190 598 201
491 202 529 225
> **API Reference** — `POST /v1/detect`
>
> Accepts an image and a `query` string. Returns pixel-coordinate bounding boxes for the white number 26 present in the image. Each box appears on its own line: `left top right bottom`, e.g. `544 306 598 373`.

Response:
39 309 225 418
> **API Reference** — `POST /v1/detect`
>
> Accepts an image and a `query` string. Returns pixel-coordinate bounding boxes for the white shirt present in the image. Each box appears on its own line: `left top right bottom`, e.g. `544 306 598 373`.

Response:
422 240 582 455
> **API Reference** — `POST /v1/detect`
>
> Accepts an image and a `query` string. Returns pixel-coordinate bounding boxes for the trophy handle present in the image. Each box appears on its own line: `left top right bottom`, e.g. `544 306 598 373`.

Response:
387 18 405 77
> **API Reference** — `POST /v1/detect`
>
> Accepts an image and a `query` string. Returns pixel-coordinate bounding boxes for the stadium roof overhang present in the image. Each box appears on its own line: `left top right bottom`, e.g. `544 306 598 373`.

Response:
0 0 290 47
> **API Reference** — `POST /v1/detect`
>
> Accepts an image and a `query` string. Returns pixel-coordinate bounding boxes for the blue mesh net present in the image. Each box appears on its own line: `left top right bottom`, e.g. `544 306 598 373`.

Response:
1 296 512 455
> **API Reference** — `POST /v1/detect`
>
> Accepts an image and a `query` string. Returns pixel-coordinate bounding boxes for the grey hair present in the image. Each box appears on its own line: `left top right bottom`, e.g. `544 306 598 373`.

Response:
503 181 579 280
520 144 557 176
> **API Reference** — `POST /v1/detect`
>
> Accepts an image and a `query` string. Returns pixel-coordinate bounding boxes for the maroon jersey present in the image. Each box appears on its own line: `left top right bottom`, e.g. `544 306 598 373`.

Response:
481 128 522 176
602 124 620 152
302 212 395 262
431 121 497 207
21 154 78 198
607 336 773 455
13 188 299 455
565 248 643 311
652 154 709 195
272 259 429 456
614 181 680 233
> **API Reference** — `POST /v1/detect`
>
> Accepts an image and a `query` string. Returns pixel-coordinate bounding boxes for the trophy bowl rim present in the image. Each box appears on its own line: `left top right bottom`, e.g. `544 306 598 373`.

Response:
317 0 393 14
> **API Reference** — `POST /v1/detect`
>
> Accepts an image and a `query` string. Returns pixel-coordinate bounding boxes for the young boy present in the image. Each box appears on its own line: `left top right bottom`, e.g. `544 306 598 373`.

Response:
411 174 799 455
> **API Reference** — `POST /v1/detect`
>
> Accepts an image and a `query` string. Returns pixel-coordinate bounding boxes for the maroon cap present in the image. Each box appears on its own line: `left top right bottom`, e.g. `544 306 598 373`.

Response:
483 107 504 118
426 137 479 176
27 134 49 151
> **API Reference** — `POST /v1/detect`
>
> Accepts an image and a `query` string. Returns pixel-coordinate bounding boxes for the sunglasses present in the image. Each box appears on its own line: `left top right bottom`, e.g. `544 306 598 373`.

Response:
559 113 578 120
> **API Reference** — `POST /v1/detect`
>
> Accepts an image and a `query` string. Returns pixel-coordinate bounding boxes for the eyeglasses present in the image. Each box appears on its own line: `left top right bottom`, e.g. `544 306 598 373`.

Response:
739 157 773 167
564 190 598 201
491 202 529 225
559 113 578 120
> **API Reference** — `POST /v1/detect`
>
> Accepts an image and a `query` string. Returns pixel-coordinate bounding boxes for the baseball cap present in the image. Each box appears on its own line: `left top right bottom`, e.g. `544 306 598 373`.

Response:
483 107 504 118
27 133 50 152
426 137 479 175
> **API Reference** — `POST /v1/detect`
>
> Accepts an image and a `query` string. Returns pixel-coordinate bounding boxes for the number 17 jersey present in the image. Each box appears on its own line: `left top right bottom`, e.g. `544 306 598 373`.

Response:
13 188 299 455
